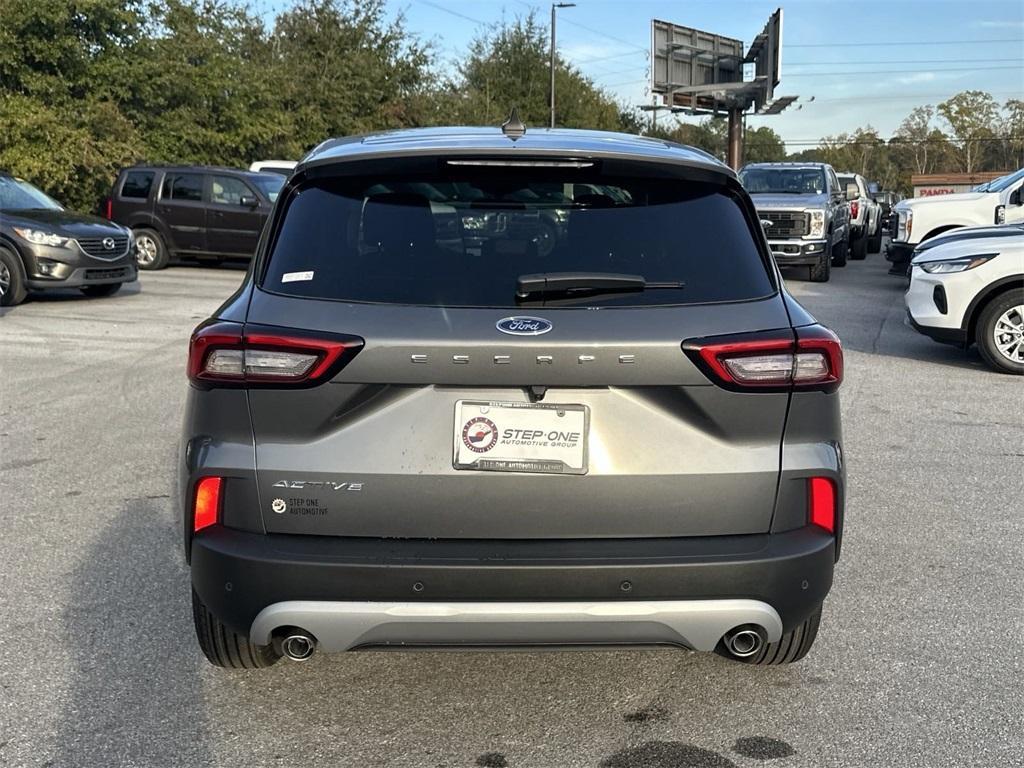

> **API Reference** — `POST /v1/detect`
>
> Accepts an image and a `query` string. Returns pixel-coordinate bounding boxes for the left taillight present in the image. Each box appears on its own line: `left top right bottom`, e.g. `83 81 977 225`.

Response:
187 321 363 386
683 324 843 392
193 476 222 533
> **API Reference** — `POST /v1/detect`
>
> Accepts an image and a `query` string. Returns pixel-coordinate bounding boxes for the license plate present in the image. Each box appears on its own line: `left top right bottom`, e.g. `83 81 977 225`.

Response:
453 400 589 475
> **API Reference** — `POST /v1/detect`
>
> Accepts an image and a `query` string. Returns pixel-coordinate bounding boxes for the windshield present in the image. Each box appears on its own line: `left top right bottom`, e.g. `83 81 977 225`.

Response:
0 176 63 211
251 174 285 202
739 167 826 195
263 169 773 308
988 168 1024 193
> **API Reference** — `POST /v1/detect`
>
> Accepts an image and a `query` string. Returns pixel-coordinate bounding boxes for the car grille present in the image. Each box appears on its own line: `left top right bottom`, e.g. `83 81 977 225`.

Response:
76 235 130 259
84 267 130 281
759 211 809 237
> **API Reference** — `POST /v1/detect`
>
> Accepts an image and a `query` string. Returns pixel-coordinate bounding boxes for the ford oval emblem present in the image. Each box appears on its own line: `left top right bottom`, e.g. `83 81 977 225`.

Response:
496 316 553 336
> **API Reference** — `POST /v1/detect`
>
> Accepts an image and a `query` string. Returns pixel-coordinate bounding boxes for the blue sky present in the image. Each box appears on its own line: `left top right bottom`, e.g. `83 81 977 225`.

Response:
262 0 1024 146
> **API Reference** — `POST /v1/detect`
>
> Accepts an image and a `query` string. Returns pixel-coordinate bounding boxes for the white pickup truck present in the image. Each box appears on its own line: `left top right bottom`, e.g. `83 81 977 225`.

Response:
887 167 1024 275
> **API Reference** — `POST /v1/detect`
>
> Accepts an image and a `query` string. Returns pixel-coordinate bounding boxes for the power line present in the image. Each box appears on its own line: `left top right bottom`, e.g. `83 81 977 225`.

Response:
784 65 1023 77
787 38 1024 48
559 17 650 53
415 0 487 26
757 137 1023 147
785 57 1024 67
572 50 647 65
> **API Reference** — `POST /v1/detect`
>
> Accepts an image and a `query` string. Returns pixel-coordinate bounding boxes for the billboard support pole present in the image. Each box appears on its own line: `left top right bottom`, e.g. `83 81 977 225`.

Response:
727 107 743 170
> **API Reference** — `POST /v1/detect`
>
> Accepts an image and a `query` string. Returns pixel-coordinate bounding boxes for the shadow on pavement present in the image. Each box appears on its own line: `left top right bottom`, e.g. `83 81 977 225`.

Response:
54 501 211 767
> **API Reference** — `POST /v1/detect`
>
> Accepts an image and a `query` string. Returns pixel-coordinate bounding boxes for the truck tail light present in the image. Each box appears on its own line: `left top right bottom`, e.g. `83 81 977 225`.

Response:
808 477 836 534
193 476 222 532
850 200 859 219
103 197 112 220
683 325 843 392
187 321 363 386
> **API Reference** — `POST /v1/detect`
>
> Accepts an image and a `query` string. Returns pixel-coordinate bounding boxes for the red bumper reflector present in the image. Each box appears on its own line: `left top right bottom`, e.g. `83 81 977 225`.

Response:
193 476 222 533
808 477 836 534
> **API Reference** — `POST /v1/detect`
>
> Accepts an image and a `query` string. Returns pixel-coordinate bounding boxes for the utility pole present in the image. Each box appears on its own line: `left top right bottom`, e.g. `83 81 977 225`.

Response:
550 3 576 128
727 107 743 170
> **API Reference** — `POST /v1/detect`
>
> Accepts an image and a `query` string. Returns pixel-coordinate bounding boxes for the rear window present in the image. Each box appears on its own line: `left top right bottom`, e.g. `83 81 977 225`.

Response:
262 169 773 307
120 171 154 199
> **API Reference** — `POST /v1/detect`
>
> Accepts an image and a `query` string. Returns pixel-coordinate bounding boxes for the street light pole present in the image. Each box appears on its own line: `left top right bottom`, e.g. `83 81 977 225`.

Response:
550 2 576 128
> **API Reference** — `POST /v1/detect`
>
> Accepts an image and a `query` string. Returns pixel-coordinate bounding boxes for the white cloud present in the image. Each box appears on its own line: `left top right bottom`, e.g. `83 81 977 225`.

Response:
896 72 938 85
972 20 1024 30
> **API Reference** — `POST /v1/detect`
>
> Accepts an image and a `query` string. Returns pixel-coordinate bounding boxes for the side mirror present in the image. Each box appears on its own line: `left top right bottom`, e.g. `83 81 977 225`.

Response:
845 183 859 201
1010 186 1022 206
239 195 259 208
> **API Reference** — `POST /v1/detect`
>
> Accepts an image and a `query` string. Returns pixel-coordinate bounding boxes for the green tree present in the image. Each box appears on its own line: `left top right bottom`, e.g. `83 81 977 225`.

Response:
451 13 625 131
744 125 786 163
0 0 146 209
1001 98 1024 169
938 90 1000 173
891 106 937 175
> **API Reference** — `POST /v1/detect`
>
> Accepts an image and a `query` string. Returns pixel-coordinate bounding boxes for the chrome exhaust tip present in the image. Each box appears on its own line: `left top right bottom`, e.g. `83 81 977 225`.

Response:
281 632 316 661
724 626 765 658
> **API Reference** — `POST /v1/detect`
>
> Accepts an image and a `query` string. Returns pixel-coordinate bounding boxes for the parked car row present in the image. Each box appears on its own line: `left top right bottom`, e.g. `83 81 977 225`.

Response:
887 167 1024 276
738 162 895 282
0 159 300 306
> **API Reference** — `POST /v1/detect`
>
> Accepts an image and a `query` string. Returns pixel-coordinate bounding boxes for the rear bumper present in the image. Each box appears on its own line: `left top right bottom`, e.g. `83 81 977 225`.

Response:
191 526 836 646
250 598 784 652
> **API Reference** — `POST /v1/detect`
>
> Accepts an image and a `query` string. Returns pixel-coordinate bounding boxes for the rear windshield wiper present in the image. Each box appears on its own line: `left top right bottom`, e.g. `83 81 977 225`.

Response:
516 272 684 299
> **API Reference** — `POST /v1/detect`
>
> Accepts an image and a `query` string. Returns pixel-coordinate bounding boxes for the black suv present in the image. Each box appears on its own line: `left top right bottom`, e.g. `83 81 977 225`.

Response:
183 125 845 669
108 166 285 270
0 172 137 306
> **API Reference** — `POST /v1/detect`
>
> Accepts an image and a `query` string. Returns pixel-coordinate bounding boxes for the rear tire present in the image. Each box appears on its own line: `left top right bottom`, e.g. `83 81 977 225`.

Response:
0 246 28 307
134 228 169 270
80 283 122 298
808 254 831 283
868 225 882 255
719 608 822 665
850 233 867 260
831 235 848 267
192 588 281 669
975 289 1024 375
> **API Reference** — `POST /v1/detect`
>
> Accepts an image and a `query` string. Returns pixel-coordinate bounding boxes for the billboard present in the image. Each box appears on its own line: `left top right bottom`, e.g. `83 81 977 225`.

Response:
650 20 743 95
747 8 784 108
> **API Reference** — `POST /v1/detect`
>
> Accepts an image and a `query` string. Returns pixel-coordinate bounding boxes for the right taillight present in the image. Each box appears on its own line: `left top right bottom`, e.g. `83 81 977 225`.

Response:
850 200 859 219
808 476 836 534
683 325 843 392
187 321 363 386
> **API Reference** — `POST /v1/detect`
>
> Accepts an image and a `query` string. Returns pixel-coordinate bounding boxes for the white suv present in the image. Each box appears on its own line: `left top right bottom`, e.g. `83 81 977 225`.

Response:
905 224 1024 373
890 168 1024 275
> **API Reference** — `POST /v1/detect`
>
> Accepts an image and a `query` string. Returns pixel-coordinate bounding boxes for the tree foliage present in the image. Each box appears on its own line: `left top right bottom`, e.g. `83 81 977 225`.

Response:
0 0 1019 209
450 13 624 131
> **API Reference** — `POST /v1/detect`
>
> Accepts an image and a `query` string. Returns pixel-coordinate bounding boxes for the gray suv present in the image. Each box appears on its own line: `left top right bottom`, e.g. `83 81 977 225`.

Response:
182 125 845 669
739 162 852 283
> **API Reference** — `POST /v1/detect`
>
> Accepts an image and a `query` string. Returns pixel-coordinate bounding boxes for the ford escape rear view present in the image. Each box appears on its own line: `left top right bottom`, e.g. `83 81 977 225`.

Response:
182 124 845 669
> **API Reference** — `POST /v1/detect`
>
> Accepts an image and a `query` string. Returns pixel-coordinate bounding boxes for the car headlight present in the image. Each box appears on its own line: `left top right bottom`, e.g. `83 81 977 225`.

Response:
995 205 1005 225
804 209 826 239
12 227 70 247
918 254 997 274
896 210 912 241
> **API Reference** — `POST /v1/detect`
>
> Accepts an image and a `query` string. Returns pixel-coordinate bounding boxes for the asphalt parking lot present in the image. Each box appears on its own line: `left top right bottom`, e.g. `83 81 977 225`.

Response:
1 255 1022 768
